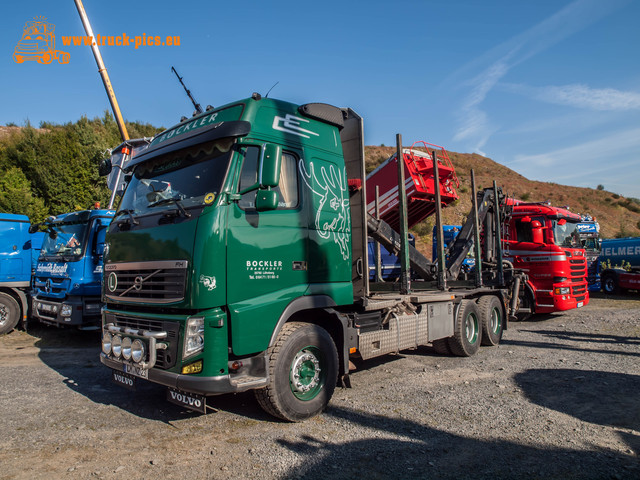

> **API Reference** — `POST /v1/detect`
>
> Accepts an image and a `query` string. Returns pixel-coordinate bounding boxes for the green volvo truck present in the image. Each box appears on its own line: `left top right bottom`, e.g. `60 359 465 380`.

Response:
99 95 524 421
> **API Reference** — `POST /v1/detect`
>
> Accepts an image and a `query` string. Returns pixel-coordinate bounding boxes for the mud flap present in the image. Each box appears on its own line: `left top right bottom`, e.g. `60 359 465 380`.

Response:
112 370 136 391
166 388 207 414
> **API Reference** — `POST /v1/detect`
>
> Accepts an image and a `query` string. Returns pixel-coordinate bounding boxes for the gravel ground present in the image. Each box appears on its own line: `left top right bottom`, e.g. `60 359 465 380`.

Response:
1 293 639 480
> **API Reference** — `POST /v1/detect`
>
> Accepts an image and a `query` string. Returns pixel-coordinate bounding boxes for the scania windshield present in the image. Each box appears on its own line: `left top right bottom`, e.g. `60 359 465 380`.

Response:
116 138 234 219
553 220 581 248
40 222 89 261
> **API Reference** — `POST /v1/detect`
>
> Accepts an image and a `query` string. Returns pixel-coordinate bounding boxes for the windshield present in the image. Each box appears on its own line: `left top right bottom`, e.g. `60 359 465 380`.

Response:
581 237 600 252
553 220 581 248
117 139 234 217
40 222 88 260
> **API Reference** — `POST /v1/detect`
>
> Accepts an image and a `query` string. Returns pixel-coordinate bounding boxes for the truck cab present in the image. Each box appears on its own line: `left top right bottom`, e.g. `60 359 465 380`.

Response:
0 214 33 334
31 209 113 328
505 202 589 314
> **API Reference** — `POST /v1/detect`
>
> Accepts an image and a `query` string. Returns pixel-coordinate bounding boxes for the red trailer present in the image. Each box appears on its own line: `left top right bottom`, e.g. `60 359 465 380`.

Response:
366 142 459 231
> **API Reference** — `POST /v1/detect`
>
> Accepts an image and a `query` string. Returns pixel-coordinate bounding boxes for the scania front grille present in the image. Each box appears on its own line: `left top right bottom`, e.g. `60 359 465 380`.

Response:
105 313 179 369
104 260 188 304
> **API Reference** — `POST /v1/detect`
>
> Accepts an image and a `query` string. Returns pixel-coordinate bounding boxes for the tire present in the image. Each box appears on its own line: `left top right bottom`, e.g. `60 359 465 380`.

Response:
254 322 338 422
432 338 452 355
478 296 504 346
448 299 481 357
602 273 618 294
0 292 21 335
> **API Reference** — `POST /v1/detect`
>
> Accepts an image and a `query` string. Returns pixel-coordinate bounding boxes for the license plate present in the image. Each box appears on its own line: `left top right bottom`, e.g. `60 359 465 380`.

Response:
124 363 148 379
112 370 136 390
167 388 207 413
577 302 584 308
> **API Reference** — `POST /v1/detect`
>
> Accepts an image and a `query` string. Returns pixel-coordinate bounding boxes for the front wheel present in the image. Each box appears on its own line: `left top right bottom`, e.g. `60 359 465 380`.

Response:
448 299 481 357
255 322 338 422
0 292 20 335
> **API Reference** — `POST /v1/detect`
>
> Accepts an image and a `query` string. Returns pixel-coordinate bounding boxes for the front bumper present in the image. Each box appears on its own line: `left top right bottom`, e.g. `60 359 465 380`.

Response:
100 354 267 395
32 296 101 327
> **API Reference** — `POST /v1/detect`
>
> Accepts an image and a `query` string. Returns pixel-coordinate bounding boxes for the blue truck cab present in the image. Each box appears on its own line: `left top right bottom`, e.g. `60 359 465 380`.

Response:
433 225 476 273
31 209 114 328
0 213 34 334
577 220 601 291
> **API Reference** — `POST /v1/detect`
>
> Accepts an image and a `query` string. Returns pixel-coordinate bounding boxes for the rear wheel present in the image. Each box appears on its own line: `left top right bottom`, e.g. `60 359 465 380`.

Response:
432 338 452 355
448 300 481 357
602 273 618 294
0 293 20 335
255 322 338 422
478 296 504 346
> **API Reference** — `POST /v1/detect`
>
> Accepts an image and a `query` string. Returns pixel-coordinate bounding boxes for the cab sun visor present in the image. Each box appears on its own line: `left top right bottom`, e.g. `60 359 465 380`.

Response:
127 120 251 171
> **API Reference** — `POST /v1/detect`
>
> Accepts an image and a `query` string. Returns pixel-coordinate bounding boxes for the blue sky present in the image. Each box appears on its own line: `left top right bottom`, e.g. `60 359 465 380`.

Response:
2 0 639 197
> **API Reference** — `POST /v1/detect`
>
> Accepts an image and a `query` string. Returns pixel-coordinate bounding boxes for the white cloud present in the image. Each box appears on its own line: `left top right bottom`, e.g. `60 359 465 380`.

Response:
503 83 640 111
511 127 640 176
449 0 630 151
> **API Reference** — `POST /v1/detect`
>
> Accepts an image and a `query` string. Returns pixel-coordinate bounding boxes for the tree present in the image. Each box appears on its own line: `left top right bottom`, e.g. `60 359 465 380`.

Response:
0 167 48 221
597 184 604 191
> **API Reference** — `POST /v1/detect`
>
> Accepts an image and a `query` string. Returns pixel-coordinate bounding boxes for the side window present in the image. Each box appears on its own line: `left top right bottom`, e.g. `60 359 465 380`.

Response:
515 220 533 243
275 153 299 209
238 147 299 210
238 147 260 209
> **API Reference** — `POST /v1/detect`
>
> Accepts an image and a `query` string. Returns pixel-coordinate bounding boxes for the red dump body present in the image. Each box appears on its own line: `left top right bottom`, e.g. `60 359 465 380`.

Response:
366 143 459 231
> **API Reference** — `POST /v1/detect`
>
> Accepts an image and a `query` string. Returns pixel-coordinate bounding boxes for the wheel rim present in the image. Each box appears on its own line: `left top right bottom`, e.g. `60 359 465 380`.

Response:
289 346 324 401
489 307 502 334
604 278 614 292
465 313 479 344
0 304 8 327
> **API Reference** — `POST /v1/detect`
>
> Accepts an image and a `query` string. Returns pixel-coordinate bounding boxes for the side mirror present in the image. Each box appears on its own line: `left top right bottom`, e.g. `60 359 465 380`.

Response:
99 158 113 176
557 218 567 226
28 224 39 234
259 144 282 188
531 220 544 244
256 190 278 211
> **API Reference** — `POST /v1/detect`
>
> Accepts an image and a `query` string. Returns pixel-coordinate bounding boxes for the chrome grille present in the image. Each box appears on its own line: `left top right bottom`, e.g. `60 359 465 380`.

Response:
105 260 188 304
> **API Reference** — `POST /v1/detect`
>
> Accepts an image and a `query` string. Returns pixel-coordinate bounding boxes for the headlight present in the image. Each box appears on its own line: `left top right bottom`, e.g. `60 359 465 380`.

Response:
61 304 72 316
554 287 570 295
121 337 132 361
102 331 112 355
183 316 204 358
131 339 145 363
112 335 122 358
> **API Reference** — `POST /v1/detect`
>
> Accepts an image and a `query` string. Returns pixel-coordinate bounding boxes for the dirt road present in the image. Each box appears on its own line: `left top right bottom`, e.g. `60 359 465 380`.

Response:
1 294 639 479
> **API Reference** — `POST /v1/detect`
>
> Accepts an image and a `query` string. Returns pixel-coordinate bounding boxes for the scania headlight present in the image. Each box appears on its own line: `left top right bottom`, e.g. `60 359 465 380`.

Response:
61 304 72 316
112 334 122 358
121 336 132 361
131 339 145 363
183 316 204 358
554 287 570 295
102 331 112 355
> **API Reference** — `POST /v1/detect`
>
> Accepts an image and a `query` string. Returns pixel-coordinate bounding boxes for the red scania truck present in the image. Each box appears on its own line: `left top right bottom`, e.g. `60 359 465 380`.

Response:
504 200 589 316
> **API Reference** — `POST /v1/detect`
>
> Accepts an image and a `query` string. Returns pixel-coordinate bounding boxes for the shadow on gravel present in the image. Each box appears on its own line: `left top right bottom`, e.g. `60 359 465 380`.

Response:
502 329 640 357
516 368 640 452
517 369 640 429
28 323 273 423
276 406 639 480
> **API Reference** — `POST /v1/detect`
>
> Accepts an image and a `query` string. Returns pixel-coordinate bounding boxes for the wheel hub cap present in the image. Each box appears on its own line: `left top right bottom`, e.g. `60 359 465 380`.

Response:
290 350 321 393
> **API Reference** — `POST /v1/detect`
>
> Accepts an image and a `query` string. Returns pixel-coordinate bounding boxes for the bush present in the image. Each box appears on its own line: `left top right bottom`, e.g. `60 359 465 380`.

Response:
612 193 620 199
597 184 604 190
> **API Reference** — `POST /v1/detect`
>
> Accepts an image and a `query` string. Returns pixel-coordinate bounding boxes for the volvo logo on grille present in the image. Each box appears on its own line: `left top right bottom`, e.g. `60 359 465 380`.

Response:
107 272 118 292
133 276 144 291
